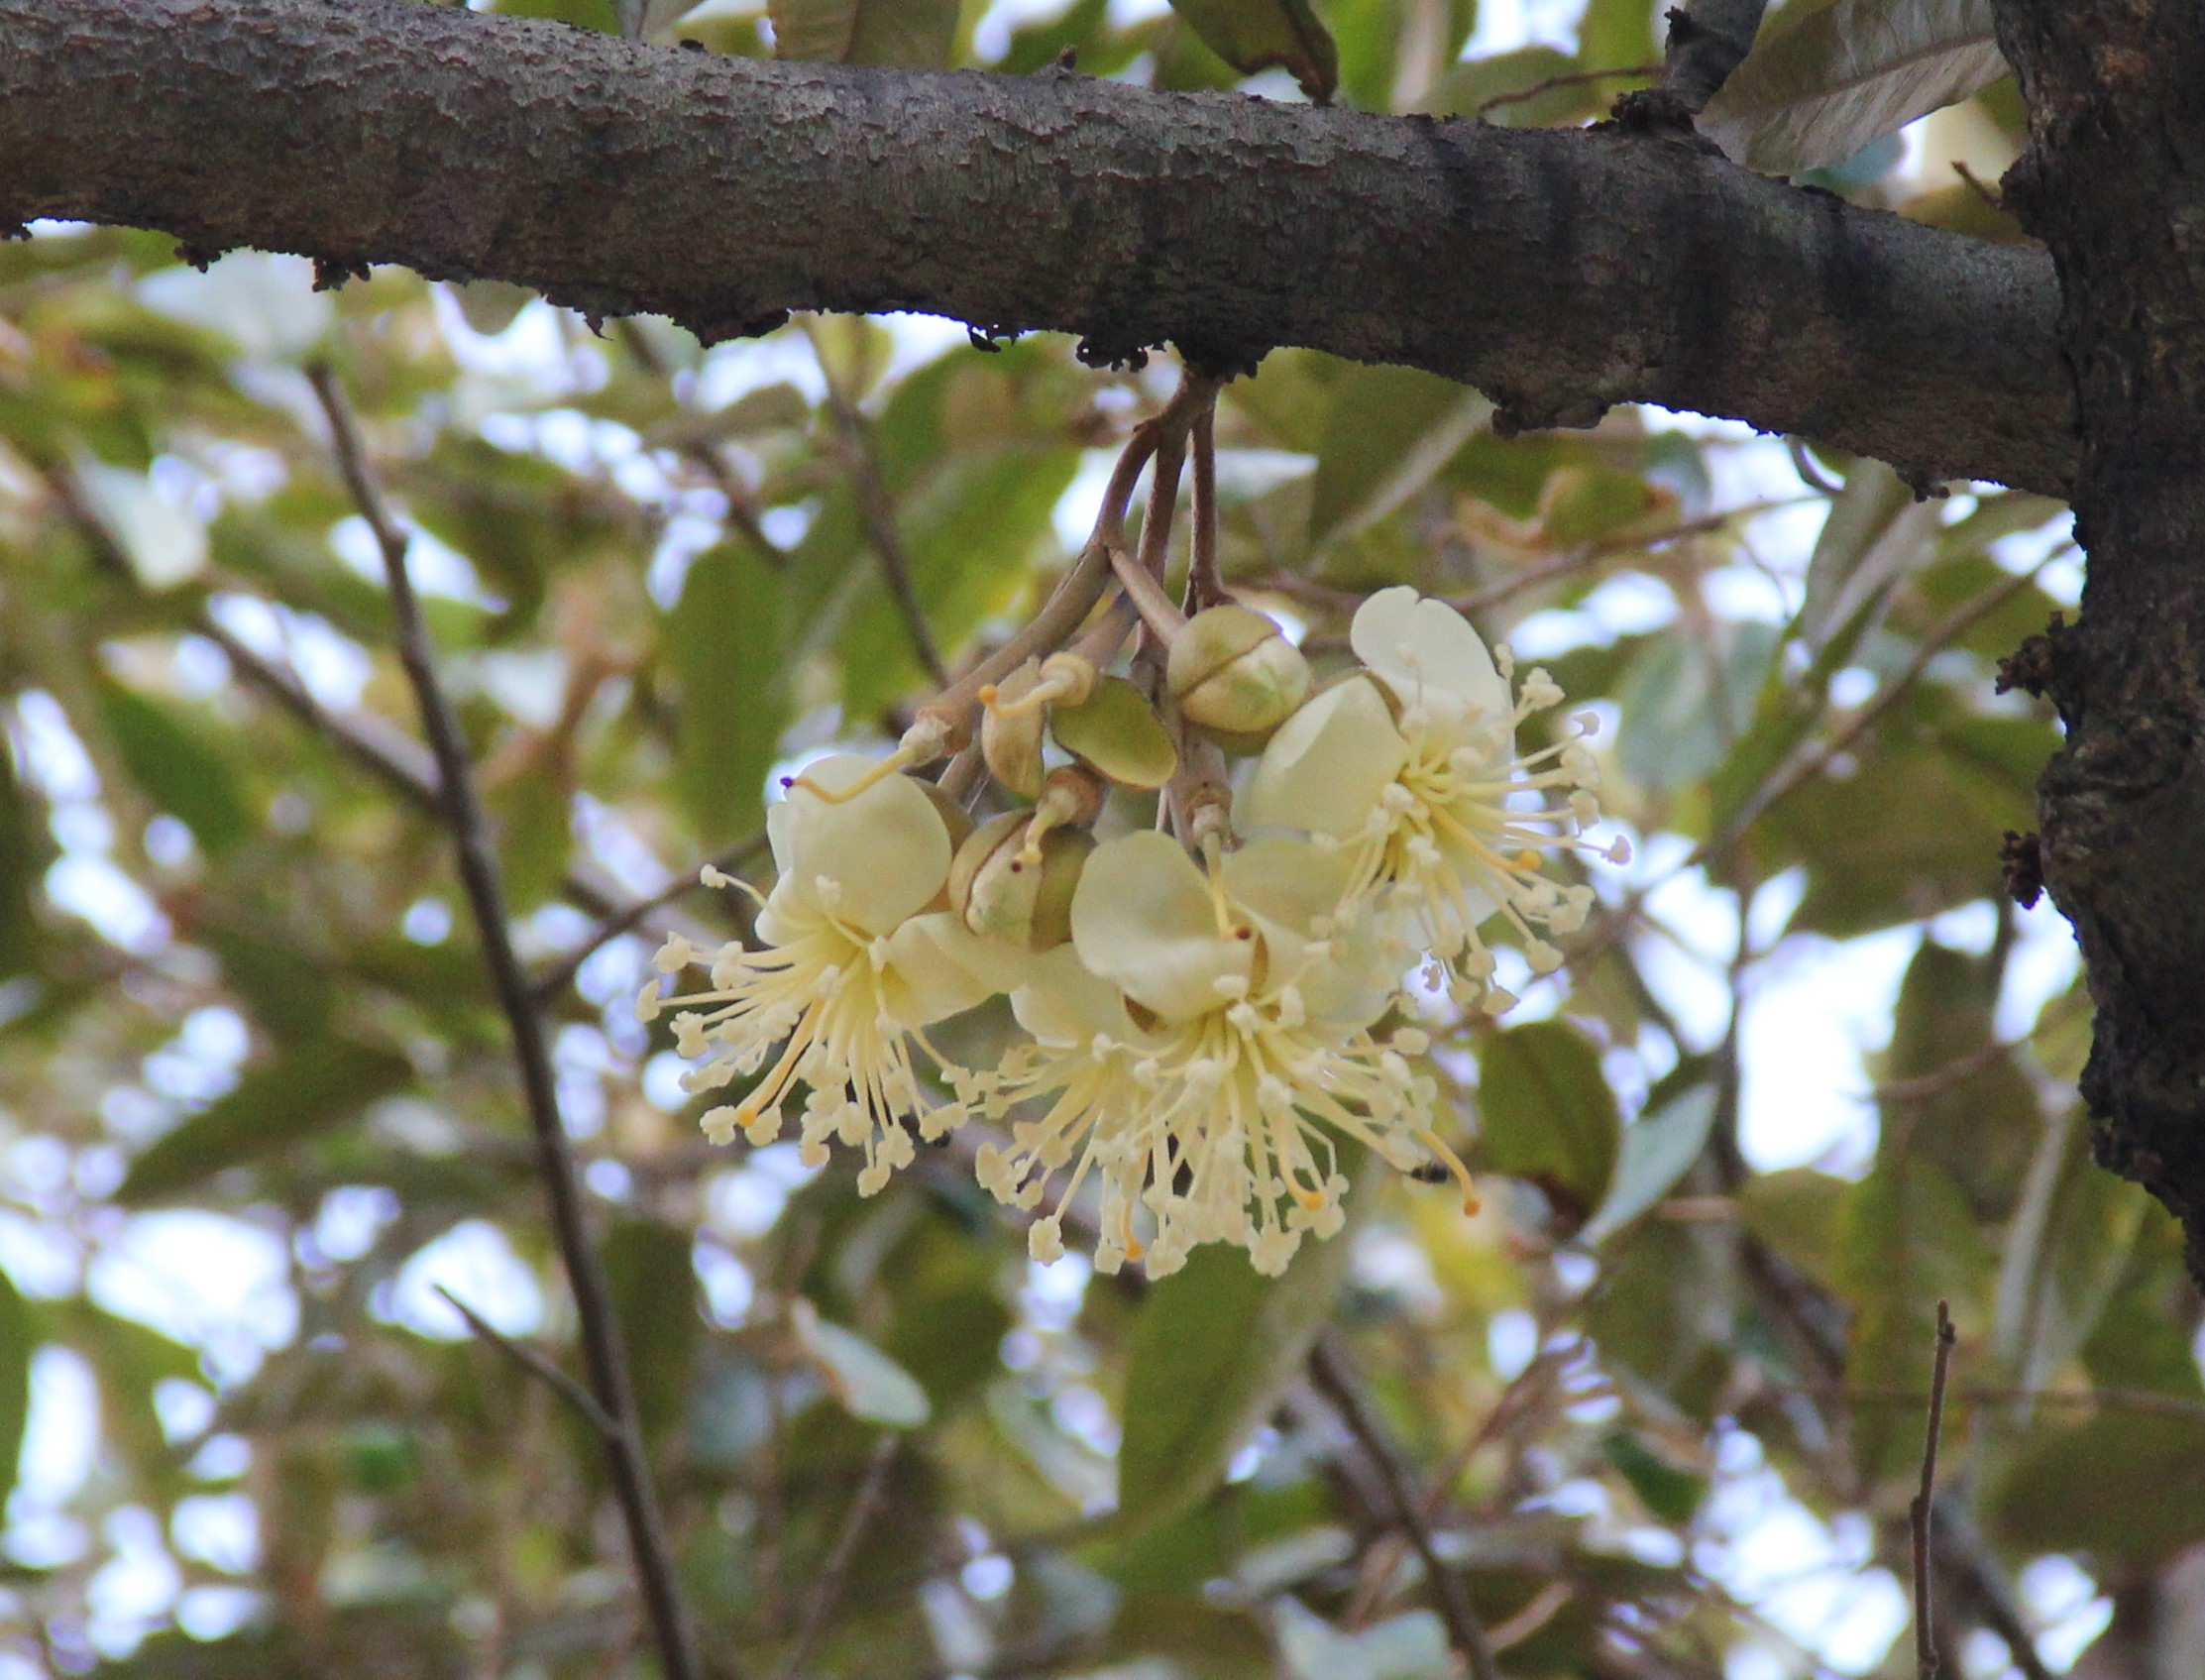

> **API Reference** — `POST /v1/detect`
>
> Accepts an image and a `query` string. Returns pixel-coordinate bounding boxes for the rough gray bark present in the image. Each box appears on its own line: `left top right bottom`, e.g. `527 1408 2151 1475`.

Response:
0 0 2074 496
1993 0 2205 1286
1659 0 1770 115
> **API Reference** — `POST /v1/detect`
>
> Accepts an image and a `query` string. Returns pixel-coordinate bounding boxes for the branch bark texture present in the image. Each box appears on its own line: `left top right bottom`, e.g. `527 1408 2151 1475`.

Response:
1 0 2073 495
1994 0 2205 1286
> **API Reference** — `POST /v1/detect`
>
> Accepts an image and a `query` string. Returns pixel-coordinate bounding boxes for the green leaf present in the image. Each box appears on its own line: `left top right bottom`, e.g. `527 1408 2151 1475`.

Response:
1986 1413 2205 1562
1581 1083 1717 1245
668 540 787 844
93 675 252 857
117 1038 415 1204
488 759 573 915
606 1220 702 1443
1700 0 2006 175
1832 1159 1995 1483
792 1300 931 1427
1117 1234 1349 1532
0 1270 29 1512
1165 0 1338 100
1599 1429 1708 1524
1584 1218 1735 1420
1735 1168 1850 1293
1615 619 1779 792
1879 939 2039 1221
1992 1109 2148 1395
1475 1020 1621 1223
1307 367 1489 552
770 0 960 66
1798 458 1935 653
0 733 52 979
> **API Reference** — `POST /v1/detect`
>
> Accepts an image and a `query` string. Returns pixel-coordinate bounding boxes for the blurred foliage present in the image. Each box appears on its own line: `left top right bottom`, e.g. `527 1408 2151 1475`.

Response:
1 2 2199 1679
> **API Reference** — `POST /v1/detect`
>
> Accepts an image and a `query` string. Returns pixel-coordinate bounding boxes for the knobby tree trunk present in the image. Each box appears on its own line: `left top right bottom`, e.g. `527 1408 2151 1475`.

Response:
1994 1 2205 1287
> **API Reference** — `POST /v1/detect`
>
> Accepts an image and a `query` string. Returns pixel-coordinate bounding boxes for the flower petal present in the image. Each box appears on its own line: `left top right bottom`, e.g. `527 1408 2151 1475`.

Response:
769 754 950 935
1069 831 1253 1021
879 912 1002 1025
1241 675 1409 838
1350 586 1507 721
1221 836 1397 1028
1009 944 1148 1047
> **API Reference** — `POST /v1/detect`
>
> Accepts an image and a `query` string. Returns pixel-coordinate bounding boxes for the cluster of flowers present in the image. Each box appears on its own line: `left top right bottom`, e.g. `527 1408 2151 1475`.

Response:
638 584 1625 1278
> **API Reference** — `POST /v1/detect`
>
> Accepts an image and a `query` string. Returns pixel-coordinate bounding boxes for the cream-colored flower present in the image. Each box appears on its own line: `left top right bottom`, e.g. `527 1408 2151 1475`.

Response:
640 755 996 1194
1243 586 1623 1013
970 831 1465 1279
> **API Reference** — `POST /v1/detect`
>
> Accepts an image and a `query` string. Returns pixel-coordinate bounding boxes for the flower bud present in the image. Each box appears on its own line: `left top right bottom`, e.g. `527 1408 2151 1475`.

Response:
946 809 1093 951
1166 605 1311 745
981 659 1047 799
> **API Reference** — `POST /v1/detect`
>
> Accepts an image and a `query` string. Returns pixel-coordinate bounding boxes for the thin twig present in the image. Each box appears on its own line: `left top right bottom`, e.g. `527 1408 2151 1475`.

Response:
530 832 767 1004
1477 62 1659 118
1184 398 1225 612
1309 1334 1500 1680
307 365 707 1680
773 1432 900 1680
1655 0 1767 115
1701 559 2054 864
1910 1300 1957 1680
615 317 786 567
1796 1382 2205 1422
811 337 948 685
436 1285 620 1438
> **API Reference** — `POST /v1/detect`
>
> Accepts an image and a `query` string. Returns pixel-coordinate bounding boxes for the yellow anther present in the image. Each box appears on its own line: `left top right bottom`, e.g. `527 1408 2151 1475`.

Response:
1514 847 1542 872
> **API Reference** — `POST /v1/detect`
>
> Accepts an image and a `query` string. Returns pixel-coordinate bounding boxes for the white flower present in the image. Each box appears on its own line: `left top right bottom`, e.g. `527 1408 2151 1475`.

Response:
644 755 997 1194
970 831 1465 1278
1243 587 1619 1010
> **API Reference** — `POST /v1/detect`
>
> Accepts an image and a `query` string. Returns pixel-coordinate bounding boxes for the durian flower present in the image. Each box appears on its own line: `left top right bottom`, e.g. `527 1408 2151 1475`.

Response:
639 755 996 1194
969 831 1462 1279
1243 586 1623 1014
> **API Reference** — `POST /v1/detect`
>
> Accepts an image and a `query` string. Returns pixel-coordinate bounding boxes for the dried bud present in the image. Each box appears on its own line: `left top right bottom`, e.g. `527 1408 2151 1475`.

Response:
1050 674 1178 790
946 809 1093 951
1166 605 1311 744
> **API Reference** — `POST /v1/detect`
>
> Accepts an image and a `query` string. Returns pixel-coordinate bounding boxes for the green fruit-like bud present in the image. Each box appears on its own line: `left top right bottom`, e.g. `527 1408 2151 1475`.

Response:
946 809 1093 951
1166 605 1311 743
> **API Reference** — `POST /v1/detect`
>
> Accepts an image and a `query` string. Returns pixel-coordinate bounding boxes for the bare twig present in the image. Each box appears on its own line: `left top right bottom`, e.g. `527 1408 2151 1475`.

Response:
1788 437 1842 496
1477 62 1659 119
1309 1334 1499 1680
1867 1038 2018 1103
1184 400 1224 612
530 832 767 1004
1794 1382 2205 1422
615 317 786 567
307 365 707 1680
436 1285 619 1438
773 1432 900 1680
811 334 948 685
1653 0 1768 115
1701 559 2054 864
1910 1301 1957 1680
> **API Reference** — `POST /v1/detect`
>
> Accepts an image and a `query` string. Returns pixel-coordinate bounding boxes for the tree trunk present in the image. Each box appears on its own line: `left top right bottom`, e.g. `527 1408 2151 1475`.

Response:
1994 0 2205 1286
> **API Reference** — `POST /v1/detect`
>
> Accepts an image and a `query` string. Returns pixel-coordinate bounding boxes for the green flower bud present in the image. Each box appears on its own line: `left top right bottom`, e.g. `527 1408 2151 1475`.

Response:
946 808 1094 951
981 659 1048 800
1166 605 1311 744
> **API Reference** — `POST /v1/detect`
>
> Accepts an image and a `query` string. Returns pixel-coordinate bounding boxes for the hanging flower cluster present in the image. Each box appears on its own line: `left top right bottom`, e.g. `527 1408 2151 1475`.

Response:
644 379 1628 1278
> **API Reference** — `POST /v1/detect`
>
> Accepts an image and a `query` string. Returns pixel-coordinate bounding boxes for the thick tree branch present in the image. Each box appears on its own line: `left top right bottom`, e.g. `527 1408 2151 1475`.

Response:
1 0 2072 496
1993 0 2205 1288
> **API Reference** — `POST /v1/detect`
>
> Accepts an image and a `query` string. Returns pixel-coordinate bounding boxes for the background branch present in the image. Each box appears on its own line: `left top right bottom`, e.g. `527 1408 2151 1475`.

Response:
306 364 708 1680
0 0 2072 496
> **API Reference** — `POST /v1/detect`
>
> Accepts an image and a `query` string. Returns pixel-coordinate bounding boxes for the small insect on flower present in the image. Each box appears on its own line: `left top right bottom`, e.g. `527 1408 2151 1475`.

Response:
639 755 1000 1196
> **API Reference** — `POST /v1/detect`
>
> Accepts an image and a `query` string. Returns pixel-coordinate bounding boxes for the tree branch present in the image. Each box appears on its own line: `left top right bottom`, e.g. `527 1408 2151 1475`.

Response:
306 365 707 1680
1659 1 1768 114
1309 1334 1499 1680
0 0 2072 496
